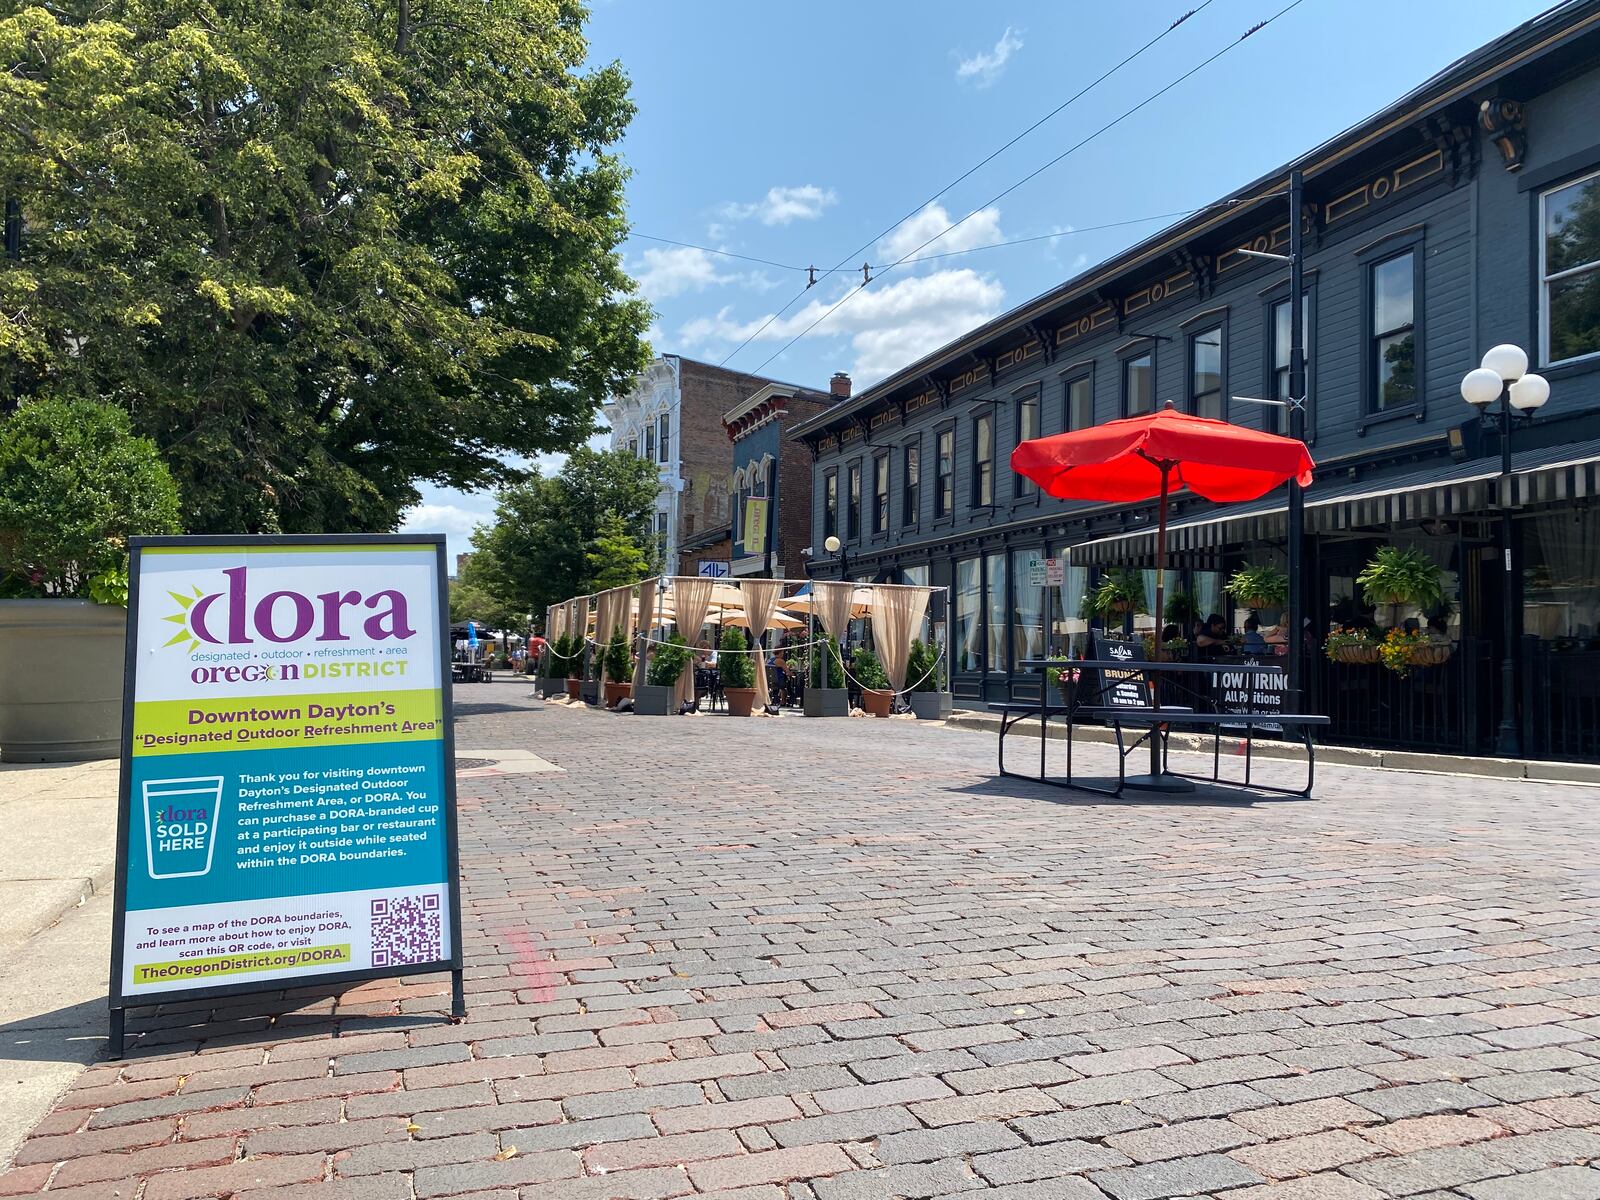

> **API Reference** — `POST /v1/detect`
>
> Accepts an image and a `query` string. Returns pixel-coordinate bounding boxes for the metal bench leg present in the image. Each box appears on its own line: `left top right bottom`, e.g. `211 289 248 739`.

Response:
1244 726 1254 787
1302 726 1316 798
1039 709 1048 781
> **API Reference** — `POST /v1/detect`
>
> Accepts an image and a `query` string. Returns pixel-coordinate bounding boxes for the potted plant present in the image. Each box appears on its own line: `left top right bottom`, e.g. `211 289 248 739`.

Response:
1164 590 1201 629
804 634 849 717
1358 546 1444 612
1045 664 1080 709
0 397 182 761
1086 570 1146 621
636 633 689 715
601 627 633 707
905 639 952 720
719 626 757 716
1226 563 1289 611
1323 627 1381 665
1377 627 1429 677
539 634 568 698
853 648 893 717
557 634 583 700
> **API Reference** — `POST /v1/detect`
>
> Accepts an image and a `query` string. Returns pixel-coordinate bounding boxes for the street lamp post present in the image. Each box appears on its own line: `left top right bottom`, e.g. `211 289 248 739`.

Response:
823 534 849 580
1461 344 1550 758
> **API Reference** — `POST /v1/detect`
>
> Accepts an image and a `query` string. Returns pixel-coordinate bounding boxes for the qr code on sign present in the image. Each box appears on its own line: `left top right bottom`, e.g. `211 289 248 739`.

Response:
370 893 443 967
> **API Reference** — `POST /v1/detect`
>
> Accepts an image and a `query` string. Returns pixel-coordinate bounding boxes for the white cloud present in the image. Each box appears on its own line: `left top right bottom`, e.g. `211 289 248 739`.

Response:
956 26 1023 87
400 502 490 540
721 184 837 226
680 267 1006 385
633 245 735 302
878 203 1003 265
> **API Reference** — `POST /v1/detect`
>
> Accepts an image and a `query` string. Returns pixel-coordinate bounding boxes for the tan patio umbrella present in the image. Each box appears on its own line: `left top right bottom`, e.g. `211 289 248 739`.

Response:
778 586 874 619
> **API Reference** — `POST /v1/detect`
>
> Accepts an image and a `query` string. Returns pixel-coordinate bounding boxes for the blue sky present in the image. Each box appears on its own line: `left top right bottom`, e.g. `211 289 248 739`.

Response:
406 0 1555 562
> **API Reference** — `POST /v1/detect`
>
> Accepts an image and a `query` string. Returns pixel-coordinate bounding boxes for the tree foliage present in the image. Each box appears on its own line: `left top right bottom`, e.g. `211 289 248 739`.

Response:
470 445 658 624
0 0 651 533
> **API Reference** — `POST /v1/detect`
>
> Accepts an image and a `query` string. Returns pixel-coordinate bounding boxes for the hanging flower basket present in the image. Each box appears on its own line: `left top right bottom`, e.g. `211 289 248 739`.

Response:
1324 627 1381 665
1331 643 1381 665
1407 642 1453 668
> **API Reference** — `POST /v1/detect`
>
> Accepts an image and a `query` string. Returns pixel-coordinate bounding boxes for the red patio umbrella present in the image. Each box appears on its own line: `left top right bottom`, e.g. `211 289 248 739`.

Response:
1012 401 1314 787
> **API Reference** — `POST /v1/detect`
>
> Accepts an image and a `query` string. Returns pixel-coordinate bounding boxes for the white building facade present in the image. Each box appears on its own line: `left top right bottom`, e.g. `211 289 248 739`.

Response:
604 356 682 570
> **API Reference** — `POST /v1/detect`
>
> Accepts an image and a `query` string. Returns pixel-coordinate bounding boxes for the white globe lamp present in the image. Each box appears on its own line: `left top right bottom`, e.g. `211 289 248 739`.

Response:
1509 372 1550 412
1481 343 1529 381
1460 367 1503 410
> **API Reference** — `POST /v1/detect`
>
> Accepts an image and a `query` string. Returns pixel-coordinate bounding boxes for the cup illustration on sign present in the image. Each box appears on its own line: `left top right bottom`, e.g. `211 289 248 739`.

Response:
142 777 224 879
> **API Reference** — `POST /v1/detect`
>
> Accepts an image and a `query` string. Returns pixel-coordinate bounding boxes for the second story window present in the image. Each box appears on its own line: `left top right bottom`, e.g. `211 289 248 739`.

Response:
935 429 954 518
644 420 657 461
972 413 994 508
628 436 638 456
824 470 838 540
1269 293 1311 434
902 443 919 526
1369 250 1417 413
1541 169 1600 366
847 462 861 540
657 412 671 463
1190 327 1223 420
1067 374 1094 430
1015 392 1038 498
1123 352 1153 416
873 454 889 534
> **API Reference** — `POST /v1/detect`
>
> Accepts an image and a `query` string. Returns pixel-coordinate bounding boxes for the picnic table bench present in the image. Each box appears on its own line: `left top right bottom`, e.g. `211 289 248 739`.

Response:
994 648 1330 798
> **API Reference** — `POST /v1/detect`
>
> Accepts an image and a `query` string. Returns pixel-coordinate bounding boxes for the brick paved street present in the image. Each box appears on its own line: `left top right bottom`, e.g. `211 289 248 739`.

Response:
6 682 1600 1199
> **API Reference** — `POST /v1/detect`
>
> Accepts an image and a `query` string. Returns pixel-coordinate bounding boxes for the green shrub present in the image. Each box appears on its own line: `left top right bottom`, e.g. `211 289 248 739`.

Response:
0 396 181 601
646 634 691 687
852 647 890 691
906 639 940 692
718 626 755 689
558 633 583 679
1227 563 1289 609
602 626 631 682
811 634 845 689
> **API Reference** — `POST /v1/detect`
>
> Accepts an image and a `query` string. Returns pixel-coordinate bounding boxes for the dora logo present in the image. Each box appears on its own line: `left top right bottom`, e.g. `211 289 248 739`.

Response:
163 567 416 652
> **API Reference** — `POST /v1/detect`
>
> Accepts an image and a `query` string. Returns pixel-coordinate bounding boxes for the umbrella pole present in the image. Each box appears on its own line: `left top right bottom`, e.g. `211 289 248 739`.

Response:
1126 461 1195 794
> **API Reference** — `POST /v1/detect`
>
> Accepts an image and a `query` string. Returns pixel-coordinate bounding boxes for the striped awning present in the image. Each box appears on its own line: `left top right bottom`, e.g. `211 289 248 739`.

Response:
1070 439 1600 567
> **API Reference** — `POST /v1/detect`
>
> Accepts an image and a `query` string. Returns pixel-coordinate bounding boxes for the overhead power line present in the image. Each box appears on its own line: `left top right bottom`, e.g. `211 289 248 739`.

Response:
745 0 1311 377
715 1 1216 369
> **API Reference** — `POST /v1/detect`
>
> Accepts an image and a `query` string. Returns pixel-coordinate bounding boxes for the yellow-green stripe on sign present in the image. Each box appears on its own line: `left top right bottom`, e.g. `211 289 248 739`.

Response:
132 690 444 756
131 945 353 985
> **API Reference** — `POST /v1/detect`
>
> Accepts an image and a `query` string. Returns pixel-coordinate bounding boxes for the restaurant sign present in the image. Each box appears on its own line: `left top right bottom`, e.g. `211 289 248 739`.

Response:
110 536 462 1052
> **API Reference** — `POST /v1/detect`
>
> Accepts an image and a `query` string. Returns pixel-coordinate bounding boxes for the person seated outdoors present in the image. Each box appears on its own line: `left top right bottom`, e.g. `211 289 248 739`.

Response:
1195 614 1229 657
1240 616 1268 655
1426 615 1452 643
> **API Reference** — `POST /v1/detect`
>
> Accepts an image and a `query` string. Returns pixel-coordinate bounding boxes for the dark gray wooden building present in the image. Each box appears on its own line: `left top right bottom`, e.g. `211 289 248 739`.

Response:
792 0 1600 760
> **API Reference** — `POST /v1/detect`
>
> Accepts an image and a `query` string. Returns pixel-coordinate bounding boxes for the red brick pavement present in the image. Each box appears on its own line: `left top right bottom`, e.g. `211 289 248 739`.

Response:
6 683 1600 1198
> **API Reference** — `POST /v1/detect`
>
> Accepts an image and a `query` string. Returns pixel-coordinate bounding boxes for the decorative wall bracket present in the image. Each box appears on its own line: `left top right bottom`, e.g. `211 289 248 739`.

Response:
1478 98 1525 172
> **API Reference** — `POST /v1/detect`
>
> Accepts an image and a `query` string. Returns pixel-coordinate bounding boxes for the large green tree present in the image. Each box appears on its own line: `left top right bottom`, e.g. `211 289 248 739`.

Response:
471 445 657 624
0 0 650 533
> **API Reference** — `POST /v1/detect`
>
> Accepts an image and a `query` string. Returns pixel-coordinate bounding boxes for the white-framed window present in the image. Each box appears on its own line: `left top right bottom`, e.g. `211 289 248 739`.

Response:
1541 168 1600 367
657 410 671 463
643 421 657 461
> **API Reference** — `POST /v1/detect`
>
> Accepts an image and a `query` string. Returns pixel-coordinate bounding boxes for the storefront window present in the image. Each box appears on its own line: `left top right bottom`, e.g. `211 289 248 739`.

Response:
1523 510 1600 642
954 558 981 672
1011 550 1046 666
1192 571 1222 637
1047 555 1089 657
985 553 1006 672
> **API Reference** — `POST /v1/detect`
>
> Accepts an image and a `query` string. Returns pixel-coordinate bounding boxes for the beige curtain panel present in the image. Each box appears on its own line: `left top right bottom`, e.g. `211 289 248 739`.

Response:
815 580 855 642
593 589 616 685
873 586 931 693
631 577 657 691
738 579 784 712
671 577 715 710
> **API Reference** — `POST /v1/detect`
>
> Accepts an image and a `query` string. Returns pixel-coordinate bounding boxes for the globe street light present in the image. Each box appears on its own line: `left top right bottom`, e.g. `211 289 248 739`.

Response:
823 533 849 579
1460 344 1550 757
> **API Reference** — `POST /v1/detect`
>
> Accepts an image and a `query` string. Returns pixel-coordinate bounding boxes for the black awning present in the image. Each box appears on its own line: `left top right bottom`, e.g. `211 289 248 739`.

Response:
1070 439 1600 567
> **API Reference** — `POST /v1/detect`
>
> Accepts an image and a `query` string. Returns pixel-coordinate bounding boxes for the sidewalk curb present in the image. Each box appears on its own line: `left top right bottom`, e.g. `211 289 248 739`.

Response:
943 710 1600 787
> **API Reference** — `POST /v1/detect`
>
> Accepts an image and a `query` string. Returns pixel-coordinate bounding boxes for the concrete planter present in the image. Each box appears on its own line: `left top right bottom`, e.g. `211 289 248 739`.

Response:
538 676 565 699
804 688 849 717
907 691 953 721
0 599 126 762
633 684 676 715
580 680 600 706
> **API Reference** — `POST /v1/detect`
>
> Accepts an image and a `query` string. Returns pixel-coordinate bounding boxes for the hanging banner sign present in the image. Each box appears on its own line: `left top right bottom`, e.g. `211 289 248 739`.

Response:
743 497 770 555
110 535 462 1051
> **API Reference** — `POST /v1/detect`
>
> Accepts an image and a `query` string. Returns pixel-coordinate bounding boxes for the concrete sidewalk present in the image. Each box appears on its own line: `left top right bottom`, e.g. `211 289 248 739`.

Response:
0 759 121 1168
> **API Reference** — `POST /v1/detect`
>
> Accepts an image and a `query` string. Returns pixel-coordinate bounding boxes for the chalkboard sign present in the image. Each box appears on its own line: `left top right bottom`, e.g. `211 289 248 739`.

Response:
1211 655 1287 731
1092 635 1151 710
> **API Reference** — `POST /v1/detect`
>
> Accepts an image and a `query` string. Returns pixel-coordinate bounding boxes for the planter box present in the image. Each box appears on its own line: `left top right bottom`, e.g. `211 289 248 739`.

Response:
538 676 565 699
604 681 632 708
564 679 582 700
907 691 953 721
633 684 677 716
580 681 600 706
725 687 757 717
0 599 126 762
804 688 849 717
861 688 893 718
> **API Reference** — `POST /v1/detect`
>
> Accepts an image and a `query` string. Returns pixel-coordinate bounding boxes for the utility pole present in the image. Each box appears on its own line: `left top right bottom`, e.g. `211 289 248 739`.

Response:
1286 169 1307 715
